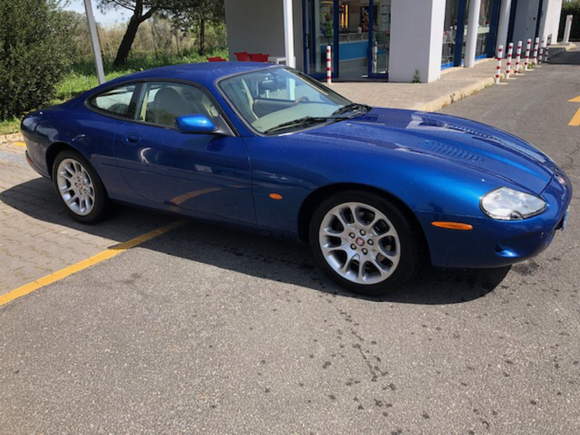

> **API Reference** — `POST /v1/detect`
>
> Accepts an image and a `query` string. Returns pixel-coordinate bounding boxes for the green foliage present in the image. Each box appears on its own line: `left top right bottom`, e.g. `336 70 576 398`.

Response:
0 0 75 121
558 2 580 41
412 69 421 83
0 49 228 134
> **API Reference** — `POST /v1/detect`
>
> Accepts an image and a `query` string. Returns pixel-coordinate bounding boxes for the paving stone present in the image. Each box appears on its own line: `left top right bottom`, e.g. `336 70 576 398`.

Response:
0 142 175 295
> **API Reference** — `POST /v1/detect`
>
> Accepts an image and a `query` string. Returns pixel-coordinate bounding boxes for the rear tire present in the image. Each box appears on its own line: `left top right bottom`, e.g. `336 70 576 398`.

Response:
309 191 420 296
52 150 109 223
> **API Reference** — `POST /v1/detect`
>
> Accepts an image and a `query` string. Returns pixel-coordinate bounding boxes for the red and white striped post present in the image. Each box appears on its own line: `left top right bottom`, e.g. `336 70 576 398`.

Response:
545 34 552 63
514 40 522 74
505 43 513 79
524 39 531 70
533 37 539 65
326 45 332 84
495 45 503 84
539 37 545 64
372 41 378 74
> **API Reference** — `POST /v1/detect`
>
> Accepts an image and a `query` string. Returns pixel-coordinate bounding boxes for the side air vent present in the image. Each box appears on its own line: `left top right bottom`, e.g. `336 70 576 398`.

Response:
420 140 484 162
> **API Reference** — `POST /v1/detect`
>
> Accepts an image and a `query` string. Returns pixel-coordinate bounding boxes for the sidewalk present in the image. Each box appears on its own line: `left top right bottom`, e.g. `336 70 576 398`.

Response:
332 43 577 112
332 58 498 112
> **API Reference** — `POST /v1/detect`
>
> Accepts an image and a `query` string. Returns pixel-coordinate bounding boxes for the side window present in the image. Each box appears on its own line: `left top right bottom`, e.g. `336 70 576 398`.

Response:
137 82 220 127
90 85 137 118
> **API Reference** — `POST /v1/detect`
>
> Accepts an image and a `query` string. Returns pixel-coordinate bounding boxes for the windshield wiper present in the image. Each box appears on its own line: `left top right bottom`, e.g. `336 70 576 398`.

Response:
332 102 371 116
264 116 345 134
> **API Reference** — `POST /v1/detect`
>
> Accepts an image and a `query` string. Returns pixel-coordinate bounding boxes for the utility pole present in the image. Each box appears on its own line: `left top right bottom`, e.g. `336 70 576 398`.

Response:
84 0 106 84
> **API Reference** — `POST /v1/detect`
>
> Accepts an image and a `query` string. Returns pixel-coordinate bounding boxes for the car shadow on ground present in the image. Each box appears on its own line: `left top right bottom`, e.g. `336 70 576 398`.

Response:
1 178 510 305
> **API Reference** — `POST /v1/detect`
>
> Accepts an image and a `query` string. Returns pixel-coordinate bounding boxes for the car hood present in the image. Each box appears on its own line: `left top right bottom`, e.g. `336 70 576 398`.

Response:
295 108 557 194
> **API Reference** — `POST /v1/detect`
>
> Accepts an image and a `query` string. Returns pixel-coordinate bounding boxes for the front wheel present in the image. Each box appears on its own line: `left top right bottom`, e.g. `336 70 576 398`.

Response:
309 191 420 296
52 150 109 223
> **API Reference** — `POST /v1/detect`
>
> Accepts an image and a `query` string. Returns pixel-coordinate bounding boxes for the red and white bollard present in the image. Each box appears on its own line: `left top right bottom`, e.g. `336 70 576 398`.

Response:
533 37 539 65
372 41 378 74
539 37 545 64
505 43 513 79
545 34 552 63
495 45 503 84
524 39 531 70
514 40 522 74
326 45 332 84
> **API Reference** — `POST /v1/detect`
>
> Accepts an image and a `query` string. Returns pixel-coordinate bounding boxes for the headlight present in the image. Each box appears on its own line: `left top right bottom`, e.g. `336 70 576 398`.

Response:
481 187 547 220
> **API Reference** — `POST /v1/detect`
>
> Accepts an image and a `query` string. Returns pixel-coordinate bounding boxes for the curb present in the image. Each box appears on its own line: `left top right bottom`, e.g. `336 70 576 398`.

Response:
414 75 496 112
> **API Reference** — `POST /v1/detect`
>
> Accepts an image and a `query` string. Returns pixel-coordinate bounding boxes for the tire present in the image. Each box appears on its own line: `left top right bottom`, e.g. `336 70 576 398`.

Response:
309 191 420 296
51 149 109 223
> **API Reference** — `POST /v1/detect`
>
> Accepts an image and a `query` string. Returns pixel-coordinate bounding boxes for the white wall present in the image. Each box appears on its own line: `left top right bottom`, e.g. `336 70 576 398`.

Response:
539 0 563 41
511 0 563 44
512 0 540 44
389 0 445 83
224 0 303 70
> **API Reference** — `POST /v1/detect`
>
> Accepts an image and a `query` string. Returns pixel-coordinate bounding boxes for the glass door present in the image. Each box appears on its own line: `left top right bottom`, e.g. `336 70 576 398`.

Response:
368 0 390 77
303 0 389 80
304 0 336 79
336 0 370 80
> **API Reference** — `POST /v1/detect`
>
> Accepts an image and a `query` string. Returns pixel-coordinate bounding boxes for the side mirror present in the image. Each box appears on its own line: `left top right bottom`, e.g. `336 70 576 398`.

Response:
176 114 217 134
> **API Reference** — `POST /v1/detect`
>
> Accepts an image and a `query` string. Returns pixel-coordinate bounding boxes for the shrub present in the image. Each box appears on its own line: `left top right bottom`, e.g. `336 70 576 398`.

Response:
0 0 73 121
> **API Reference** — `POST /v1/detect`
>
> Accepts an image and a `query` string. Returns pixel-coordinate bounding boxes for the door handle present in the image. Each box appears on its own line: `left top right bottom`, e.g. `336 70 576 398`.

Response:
124 133 141 144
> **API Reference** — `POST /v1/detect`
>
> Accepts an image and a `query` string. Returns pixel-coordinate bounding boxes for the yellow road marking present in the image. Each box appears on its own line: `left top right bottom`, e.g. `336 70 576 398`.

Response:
569 108 580 127
569 95 580 126
0 219 188 307
13 141 26 147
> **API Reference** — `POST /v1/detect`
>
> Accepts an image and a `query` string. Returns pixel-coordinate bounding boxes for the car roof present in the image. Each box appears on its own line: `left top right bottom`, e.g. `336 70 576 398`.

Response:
105 62 276 89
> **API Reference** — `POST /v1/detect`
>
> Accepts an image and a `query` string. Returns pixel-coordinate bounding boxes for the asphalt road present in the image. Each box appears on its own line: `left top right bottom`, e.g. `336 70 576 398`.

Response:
1 51 579 434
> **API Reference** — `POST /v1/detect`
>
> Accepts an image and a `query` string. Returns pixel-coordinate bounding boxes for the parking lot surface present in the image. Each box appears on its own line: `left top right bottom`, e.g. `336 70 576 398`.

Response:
1 51 579 434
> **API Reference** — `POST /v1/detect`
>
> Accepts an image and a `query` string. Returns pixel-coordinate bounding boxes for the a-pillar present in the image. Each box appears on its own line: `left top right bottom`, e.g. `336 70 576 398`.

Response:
389 0 445 83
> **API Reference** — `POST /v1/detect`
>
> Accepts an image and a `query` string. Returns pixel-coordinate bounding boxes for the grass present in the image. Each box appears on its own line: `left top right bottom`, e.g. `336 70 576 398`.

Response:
0 49 229 136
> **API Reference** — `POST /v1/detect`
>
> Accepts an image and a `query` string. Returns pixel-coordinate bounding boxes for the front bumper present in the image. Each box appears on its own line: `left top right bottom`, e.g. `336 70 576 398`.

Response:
421 174 572 269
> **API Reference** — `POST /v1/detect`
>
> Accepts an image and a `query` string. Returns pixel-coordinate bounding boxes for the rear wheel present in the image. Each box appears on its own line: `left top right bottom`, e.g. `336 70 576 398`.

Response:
52 150 109 223
309 191 420 296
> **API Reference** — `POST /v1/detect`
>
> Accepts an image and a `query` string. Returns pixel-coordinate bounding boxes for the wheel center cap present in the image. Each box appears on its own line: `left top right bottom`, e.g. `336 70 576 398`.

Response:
355 237 365 247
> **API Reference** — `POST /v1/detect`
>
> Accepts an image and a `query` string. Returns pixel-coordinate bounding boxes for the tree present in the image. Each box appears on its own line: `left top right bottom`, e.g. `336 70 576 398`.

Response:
171 0 225 55
0 0 74 120
98 0 201 67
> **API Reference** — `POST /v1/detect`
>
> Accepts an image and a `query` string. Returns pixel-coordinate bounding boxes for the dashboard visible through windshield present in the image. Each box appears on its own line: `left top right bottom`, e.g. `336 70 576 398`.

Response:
219 67 364 134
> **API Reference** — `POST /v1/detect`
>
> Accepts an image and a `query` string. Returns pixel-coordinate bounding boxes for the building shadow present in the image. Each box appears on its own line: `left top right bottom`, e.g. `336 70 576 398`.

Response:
548 49 580 65
1 178 510 305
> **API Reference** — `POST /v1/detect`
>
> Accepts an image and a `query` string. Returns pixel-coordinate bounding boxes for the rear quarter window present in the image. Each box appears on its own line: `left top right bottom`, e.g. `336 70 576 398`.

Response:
89 85 137 118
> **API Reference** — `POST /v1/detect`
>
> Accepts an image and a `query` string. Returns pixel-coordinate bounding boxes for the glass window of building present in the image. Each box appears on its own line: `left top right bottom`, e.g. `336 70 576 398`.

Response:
442 0 460 66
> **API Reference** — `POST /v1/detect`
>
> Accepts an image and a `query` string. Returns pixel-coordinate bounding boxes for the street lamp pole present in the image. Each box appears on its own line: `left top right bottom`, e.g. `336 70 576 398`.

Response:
83 0 106 84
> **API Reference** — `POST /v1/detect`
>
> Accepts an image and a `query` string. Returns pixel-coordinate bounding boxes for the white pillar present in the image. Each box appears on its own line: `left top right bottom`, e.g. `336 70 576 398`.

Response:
465 0 482 68
389 0 445 83
563 15 573 44
83 0 105 84
282 0 296 68
496 0 512 50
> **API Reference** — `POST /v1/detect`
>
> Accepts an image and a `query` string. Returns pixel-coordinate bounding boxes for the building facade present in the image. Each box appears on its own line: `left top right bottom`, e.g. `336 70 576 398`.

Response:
224 0 564 83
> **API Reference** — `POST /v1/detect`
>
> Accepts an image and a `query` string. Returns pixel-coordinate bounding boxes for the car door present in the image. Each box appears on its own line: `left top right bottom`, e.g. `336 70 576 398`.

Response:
113 81 255 225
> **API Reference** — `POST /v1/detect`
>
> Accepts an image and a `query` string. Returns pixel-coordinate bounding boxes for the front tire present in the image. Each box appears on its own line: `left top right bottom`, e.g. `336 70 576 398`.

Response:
52 150 108 223
309 191 420 296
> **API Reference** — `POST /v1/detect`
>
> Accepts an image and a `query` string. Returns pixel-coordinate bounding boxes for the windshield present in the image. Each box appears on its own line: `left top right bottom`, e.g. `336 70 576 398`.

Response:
219 68 356 134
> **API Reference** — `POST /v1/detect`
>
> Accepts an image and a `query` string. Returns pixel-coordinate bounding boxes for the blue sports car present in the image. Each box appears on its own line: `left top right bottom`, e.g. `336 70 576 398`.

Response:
21 63 572 295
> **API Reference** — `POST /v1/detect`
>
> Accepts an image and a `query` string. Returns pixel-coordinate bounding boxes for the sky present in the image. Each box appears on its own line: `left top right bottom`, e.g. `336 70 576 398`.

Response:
63 0 130 26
